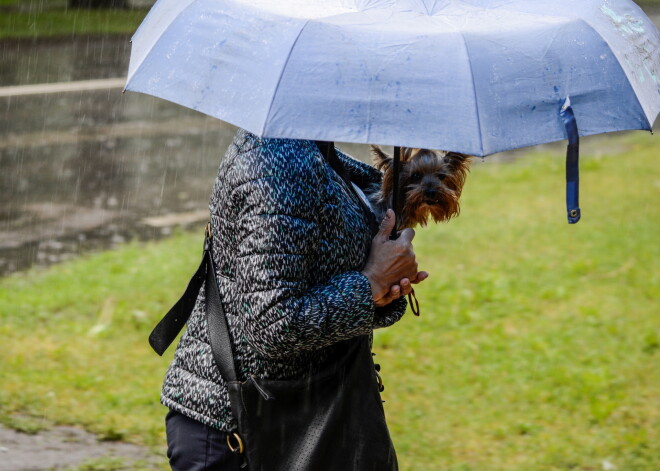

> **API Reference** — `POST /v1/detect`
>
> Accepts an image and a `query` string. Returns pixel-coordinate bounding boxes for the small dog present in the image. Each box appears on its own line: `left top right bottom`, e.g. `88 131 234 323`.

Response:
368 146 472 230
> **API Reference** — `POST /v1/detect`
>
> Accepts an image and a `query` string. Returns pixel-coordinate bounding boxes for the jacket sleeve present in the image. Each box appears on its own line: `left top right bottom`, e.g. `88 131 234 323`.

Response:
231 171 378 360
374 298 407 329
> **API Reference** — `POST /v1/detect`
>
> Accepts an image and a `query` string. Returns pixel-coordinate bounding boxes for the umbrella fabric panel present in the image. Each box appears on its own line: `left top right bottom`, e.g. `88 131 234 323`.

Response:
466 18 649 155
498 0 660 126
126 0 309 135
127 0 196 80
127 0 349 80
265 11 482 154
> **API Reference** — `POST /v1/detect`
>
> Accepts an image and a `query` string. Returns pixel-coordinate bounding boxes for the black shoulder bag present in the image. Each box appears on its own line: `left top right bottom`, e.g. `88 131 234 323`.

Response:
149 145 398 470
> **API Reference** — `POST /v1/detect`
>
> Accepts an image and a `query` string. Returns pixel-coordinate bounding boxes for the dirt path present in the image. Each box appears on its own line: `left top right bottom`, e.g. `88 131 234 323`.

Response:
0 425 163 471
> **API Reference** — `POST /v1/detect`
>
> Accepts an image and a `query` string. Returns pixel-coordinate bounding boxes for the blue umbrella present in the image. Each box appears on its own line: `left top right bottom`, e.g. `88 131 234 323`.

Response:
125 0 660 222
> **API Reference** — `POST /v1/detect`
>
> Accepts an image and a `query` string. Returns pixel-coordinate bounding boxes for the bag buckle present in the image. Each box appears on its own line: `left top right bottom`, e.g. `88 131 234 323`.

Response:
227 432 245 454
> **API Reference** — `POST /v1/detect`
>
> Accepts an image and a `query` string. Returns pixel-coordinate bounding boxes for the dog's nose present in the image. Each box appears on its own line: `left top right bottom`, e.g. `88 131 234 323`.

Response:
424 188 437 199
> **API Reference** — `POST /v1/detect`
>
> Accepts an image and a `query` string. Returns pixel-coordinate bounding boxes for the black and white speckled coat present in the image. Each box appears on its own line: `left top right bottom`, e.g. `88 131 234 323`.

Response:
162 129 407 432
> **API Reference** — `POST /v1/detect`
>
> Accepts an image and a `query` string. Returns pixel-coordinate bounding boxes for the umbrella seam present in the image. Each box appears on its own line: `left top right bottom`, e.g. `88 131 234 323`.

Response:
262 19 312 137
459 32 485 156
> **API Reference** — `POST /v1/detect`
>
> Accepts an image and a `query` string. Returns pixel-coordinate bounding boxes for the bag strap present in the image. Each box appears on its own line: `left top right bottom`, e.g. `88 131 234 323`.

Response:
148 229 238 383
148 236 209 356
204 233 238 383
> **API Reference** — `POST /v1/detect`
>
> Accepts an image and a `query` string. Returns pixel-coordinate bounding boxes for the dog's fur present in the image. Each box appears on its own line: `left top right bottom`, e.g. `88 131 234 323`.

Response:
368 146 472 230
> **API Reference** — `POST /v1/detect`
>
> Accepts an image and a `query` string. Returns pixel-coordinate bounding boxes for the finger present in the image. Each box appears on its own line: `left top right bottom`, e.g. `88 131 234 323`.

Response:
376 284 400 304
375 209 396 242
411 271 429 284
399 281 412 297
398 227 416 244
399 278 411 293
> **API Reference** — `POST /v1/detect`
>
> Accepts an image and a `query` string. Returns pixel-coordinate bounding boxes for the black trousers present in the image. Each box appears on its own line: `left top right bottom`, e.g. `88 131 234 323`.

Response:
166 410 242 471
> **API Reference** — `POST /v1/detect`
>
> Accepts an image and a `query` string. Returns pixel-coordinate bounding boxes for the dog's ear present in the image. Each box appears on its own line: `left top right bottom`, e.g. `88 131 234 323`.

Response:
371 145 393 172
444 152 472 170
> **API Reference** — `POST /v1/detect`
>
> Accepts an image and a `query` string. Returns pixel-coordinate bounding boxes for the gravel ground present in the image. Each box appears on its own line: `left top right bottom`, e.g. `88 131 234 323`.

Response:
0 425 162 471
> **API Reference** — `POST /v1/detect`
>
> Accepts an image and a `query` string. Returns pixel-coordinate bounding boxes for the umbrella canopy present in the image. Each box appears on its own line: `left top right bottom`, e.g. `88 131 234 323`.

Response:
125 0 660 156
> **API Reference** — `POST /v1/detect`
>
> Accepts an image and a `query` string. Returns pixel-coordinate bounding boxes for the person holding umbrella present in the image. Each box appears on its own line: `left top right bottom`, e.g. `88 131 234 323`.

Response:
158 129 428 470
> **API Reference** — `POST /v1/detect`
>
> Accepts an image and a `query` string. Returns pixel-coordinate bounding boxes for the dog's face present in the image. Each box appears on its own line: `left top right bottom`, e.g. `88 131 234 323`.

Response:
371 146 471 228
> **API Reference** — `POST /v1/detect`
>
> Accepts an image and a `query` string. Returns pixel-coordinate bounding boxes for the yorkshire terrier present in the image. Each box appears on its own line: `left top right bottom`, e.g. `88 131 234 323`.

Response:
369 146 472 230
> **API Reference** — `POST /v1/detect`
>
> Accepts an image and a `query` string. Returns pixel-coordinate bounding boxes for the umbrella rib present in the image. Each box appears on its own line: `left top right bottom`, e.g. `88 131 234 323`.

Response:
262 19 312 137
459 32 485 156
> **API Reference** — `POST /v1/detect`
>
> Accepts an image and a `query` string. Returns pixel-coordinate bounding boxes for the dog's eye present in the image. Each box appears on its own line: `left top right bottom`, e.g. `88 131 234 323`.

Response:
410 172 422 182
437 172 447 181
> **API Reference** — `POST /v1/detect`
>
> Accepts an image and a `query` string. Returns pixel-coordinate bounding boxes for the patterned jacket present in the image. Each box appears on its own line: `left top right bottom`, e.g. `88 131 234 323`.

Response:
161 129 407 431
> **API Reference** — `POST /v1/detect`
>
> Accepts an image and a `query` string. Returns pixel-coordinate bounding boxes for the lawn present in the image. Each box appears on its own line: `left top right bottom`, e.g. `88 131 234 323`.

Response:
0 0 147 39
0 131 658 470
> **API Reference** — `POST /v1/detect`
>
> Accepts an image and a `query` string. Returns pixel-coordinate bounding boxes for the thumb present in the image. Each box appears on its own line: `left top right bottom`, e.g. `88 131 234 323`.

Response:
376 209 396 241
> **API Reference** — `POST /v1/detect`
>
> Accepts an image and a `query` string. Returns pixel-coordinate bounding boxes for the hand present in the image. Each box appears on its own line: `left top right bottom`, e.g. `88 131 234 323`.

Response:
362 209 427 305
373 272 429 307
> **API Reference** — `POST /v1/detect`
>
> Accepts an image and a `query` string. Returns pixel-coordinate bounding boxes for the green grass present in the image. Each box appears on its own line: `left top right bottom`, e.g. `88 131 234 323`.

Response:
0 0 67 7
1 132 659 470
0 2 147 39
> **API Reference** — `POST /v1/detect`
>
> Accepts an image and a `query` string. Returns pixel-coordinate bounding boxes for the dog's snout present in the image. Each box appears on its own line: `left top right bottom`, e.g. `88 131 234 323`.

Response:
424 188 438 199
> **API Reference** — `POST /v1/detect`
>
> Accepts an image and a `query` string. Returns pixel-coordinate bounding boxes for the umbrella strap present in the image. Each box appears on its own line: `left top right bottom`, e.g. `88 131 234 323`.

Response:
390 146 402 240
560 98 581 224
